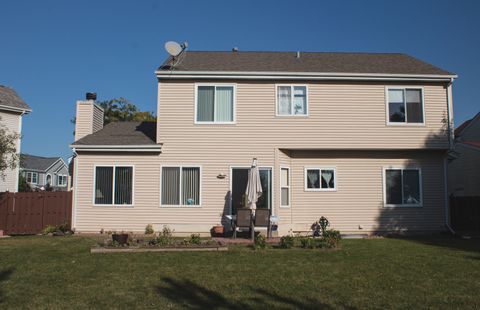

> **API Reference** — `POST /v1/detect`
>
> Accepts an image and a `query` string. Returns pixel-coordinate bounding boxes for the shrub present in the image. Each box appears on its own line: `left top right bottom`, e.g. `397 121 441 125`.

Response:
189 234 201 245
321 229 341 248
253 234 266 250
42 225 57 235
279 235 295 249
152 225 174 246
145 224 154 235
300 237 315 249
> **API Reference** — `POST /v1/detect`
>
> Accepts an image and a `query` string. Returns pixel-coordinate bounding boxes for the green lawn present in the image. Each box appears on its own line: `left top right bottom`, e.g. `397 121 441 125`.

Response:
0 235 479 309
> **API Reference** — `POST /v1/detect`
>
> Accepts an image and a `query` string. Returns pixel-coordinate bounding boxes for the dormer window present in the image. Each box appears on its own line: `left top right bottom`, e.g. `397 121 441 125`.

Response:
195 84 235 124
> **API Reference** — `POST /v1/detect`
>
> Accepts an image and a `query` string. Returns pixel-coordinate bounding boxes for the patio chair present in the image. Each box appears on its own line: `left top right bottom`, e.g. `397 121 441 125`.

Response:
254 208 271 238
234 208 253 239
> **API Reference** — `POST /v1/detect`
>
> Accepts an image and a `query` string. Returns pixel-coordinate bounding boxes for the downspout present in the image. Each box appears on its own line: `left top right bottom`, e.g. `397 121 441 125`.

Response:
71 148 78 232
444 78 455 235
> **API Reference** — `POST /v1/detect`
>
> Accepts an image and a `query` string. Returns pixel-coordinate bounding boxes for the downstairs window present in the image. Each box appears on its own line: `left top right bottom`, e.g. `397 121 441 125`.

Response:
384 168 422 207
161 166 201 206
94 166 133 205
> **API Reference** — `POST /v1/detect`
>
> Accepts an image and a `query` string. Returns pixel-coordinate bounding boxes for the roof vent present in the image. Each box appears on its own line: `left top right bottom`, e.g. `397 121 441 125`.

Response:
296 51 301 59
86 92 97 101
232 47 238 52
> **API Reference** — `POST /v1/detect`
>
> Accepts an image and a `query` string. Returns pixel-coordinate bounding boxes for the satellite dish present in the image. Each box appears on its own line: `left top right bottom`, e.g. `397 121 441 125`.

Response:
165 41 183 57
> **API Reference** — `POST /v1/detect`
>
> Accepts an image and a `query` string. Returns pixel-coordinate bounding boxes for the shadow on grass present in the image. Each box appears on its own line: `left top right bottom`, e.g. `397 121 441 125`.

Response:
387 234 480 254
155 277 351 309
0 268 14 303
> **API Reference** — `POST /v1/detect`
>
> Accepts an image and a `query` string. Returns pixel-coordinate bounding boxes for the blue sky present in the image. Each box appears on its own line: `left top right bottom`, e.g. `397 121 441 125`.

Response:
1 0 479 159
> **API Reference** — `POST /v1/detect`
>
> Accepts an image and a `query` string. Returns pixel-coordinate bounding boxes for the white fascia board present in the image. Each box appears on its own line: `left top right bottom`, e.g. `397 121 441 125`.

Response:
155 70 457 82
0 104 32 114
70 144 162 152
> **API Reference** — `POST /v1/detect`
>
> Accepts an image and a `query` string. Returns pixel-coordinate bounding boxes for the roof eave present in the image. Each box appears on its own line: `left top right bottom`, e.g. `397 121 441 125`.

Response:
70 144 162 153
155 70 457 82
0 104 32 114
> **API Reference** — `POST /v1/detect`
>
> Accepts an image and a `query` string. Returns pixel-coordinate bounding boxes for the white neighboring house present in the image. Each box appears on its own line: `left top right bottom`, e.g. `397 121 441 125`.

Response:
19 154 70 191
0 85 31 192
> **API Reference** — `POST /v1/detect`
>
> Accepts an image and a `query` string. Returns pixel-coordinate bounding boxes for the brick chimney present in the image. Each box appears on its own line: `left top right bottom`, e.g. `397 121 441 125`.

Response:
74 92 104 142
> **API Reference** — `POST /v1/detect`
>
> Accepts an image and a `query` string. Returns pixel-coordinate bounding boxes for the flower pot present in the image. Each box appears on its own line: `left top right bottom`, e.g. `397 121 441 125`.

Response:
112 233 129 245
213 225 224 235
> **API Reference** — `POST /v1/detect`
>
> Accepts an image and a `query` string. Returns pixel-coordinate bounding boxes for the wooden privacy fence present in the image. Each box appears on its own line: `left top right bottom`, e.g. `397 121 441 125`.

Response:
450 196 480 231
0 192 72 235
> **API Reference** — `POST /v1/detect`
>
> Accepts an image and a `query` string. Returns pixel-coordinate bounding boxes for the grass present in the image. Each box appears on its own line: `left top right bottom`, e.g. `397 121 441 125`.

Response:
0 235 479 309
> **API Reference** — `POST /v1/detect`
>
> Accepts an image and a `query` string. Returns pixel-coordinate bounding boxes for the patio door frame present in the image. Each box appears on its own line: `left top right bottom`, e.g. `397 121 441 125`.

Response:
229 166 274 216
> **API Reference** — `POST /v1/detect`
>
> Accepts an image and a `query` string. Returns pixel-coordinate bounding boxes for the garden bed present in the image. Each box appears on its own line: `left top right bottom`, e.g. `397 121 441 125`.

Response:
91 245 228 253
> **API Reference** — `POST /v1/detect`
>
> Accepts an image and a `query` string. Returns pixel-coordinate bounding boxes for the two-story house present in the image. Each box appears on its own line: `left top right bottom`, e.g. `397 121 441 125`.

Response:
70 50 456 235
0 85 31 192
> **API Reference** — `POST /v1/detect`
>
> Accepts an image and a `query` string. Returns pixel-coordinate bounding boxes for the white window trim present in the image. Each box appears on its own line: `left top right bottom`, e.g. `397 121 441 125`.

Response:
194 83 236 124
160 165 202 208
93 165 135 207
27 172 38 184
385 86 426 126
382 167 423 208
304 167 337 192
275 84 309 117
57 174 67 187
280 166 290 208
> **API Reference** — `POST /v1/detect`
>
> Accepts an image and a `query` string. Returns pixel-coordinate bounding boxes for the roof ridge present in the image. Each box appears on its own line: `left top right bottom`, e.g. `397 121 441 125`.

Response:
185 50 406 55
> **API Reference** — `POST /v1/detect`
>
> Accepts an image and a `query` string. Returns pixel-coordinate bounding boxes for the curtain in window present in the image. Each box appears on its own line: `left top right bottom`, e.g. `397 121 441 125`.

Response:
321 170 335 188
277 86 291 115
293 86 307 115
162 167 180 205
386 170 402 204
215 87 233 122
115 167 133 205
197 86 215 122
95 167 113 204
182 167 200 205
388 89 405 122
403 170 420 204
406 89 423 123
307 169 320 189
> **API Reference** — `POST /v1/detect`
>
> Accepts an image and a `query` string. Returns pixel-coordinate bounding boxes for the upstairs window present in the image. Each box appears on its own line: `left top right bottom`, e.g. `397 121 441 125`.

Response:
94 166 133 205
196 85 235 123
387 88 424 124
384 168 422 206
277 85 307 116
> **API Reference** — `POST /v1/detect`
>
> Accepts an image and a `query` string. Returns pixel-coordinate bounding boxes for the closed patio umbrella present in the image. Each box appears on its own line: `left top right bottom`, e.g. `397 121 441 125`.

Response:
245 158 263 211
245 158 263 240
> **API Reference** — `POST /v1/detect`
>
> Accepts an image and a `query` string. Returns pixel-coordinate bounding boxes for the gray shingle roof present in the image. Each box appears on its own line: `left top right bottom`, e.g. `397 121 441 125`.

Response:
21 154 61 171
73 121 157 145
0 85 31 111
158 51 454 76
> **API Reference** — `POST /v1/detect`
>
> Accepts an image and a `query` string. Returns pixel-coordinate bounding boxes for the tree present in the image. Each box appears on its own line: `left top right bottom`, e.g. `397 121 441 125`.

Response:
0 116 20 180
18 174 32 192
71 97 156 128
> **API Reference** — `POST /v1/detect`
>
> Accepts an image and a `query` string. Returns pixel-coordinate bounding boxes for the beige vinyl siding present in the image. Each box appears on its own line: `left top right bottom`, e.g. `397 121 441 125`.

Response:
73 80 449 234
448 144 480 196
92 105 104 133
157 81 449 150
288 150 446 233
0 110 21 192
74 103 94 142
74 102 104 142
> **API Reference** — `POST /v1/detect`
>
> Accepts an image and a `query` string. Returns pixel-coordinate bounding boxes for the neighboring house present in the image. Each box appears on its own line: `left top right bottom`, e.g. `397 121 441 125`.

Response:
20 154 69 191
71 50 456 235
0 85 31 192
448 112 480 196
